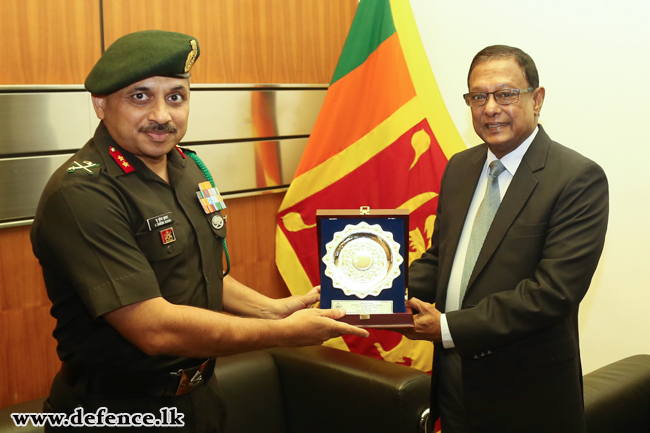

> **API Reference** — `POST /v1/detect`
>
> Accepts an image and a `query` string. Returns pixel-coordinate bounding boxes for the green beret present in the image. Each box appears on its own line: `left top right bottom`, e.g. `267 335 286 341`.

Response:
85 30 200 95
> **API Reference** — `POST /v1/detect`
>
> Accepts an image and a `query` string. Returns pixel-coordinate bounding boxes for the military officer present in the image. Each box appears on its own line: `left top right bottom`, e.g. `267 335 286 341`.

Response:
31 30 368 432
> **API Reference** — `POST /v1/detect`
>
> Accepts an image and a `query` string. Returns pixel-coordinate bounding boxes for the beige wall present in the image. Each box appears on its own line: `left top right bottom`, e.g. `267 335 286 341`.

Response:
412 0 650 374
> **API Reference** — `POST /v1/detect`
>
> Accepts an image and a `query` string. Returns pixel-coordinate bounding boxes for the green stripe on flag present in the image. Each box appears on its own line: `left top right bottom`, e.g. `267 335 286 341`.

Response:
330 0 396 85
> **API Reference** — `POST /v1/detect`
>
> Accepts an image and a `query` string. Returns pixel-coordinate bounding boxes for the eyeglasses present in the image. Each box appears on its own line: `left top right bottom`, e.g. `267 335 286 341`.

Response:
463 88 534 107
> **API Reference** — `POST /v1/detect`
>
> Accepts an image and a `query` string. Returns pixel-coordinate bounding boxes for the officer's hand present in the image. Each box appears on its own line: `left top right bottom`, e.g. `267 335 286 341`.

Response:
281 308 369 346
272 286 321 318
397 297 442 342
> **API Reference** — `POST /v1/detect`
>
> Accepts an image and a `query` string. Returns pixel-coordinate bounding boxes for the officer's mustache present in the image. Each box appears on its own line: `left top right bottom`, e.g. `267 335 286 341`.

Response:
138 122 177 133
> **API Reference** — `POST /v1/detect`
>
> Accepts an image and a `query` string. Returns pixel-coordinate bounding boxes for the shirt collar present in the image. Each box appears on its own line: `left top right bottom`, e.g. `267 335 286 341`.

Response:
92 122 139 178
92 121 186 182
166 145 186 185
486 126 539 176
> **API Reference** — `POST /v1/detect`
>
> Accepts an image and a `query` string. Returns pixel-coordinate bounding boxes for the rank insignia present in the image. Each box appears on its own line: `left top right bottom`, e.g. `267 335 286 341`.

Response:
160 227 176 245
109 147 135 174
67 160 100 175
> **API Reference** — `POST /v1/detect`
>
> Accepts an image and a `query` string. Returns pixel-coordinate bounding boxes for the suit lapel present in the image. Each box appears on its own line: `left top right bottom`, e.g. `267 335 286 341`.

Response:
467 126 551 292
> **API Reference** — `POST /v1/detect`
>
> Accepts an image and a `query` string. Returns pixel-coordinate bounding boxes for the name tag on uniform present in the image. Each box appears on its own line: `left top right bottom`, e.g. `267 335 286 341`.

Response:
147 212 173 231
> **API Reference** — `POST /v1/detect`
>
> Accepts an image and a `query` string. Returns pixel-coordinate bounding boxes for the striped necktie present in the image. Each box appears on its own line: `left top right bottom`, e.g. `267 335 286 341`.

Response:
458 160 507 307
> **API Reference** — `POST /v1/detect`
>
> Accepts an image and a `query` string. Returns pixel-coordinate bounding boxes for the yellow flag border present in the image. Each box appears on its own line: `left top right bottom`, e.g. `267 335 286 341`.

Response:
390 0 466 159
275 226 313 295
280 96 423 212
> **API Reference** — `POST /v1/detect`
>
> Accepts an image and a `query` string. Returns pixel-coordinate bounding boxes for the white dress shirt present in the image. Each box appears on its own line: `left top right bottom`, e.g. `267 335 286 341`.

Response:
440 127 539 348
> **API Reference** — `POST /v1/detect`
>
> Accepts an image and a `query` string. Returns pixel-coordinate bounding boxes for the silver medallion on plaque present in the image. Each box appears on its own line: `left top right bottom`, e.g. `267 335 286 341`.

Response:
322 221 403 299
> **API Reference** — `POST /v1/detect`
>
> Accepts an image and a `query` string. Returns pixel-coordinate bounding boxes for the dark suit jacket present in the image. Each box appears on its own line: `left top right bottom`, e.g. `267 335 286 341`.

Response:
409 125 608 432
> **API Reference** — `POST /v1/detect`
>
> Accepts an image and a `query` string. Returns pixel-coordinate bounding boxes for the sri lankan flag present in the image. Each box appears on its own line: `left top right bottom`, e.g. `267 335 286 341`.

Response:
276 0 465 374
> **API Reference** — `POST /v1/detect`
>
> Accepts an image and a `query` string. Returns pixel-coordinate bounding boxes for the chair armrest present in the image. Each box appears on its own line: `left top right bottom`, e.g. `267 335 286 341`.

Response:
213 350 288 433
584 354 650 433
269 346 432 433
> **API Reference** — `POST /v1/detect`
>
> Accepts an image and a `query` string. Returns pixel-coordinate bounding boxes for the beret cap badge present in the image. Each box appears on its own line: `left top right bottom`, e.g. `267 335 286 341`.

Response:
185 40 198 73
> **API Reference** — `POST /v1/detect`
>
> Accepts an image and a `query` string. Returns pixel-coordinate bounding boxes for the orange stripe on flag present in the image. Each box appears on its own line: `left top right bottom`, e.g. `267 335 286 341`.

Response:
294 33 416 177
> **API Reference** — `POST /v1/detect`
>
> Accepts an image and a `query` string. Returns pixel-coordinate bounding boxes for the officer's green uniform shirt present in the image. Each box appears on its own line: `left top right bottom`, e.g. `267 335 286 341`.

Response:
31 122 226 373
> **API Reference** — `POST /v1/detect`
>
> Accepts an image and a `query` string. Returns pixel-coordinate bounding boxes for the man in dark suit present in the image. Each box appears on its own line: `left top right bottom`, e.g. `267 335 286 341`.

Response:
404 45 608 432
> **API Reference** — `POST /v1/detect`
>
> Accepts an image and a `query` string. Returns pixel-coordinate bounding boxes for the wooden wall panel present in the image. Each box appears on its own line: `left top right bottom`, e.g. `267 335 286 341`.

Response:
0 227 48 311
101 0 358 83
0 226 60 408
223 192 290 300
0 0 101 85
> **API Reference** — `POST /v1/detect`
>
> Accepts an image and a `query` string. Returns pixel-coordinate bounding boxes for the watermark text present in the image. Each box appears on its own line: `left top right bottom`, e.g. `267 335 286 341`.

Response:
11 407 184 428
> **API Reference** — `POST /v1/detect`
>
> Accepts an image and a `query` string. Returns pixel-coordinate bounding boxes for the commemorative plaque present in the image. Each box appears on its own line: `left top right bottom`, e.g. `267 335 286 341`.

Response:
317 207 413 328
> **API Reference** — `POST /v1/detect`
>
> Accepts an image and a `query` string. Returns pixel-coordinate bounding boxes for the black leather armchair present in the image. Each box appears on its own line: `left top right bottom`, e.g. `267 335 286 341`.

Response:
3 350 649 433
0 346 432 433
215 346 431 433
583 354 650 433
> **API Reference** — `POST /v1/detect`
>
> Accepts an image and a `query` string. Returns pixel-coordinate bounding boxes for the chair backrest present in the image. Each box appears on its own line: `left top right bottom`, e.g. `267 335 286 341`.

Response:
269 346 432 433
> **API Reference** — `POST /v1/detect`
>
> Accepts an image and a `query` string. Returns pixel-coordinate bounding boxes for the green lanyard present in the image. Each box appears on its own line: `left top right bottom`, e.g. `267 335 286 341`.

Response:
185 150 231 277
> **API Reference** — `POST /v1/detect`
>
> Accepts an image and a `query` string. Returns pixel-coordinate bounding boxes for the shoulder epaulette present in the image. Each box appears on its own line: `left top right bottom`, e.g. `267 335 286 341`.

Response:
109 146 135 173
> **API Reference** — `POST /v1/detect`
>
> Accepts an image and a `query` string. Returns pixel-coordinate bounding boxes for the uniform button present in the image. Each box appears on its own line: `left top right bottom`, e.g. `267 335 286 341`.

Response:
167 245 173 254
